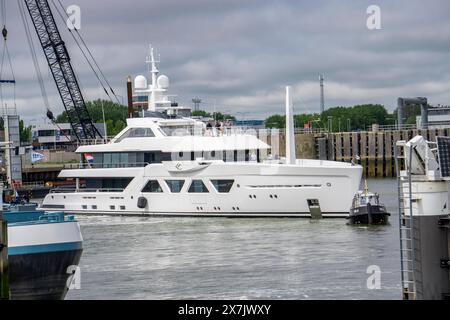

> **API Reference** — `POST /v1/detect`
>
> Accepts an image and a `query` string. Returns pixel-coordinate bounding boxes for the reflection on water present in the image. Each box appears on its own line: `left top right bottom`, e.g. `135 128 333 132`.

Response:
67 179 401 300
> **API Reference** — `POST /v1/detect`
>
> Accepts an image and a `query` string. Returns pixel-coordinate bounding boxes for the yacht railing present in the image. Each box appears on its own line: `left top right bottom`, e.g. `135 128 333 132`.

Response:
78 138 113 146
50 188 125 194
82 162 150 169
20 181 46 189
61 162 150 170
166 126 329 137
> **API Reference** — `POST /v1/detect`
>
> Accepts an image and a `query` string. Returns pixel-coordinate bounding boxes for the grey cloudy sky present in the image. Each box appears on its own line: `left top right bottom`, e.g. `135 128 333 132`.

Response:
2 0 450 123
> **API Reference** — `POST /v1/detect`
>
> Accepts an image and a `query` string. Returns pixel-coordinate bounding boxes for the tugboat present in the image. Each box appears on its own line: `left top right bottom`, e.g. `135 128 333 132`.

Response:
347 181 390 225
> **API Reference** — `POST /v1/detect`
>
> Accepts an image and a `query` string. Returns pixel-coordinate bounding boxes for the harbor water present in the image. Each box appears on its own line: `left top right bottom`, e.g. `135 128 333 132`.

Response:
66 179 401 300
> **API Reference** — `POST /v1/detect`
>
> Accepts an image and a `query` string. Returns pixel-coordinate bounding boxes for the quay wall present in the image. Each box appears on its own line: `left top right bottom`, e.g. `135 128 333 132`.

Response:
275 128 450 178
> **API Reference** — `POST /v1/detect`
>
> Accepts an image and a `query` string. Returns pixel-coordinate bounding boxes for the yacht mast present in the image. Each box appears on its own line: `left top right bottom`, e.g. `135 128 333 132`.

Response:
146 46 159 112
286 86 296 165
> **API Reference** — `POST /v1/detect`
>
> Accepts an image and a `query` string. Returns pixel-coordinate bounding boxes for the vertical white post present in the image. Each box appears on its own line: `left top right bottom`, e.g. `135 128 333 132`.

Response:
285 86 296 165
102 100 107 143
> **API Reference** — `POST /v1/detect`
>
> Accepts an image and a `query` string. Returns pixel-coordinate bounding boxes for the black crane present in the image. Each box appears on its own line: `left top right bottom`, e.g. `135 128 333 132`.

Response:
23 0 102 141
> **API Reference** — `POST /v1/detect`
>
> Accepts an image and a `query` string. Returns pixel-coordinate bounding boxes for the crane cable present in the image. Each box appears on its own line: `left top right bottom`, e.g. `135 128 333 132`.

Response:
51 0 121 105
18 0 51 123
49 1 110 100
19 0 72 145
0 0 16 110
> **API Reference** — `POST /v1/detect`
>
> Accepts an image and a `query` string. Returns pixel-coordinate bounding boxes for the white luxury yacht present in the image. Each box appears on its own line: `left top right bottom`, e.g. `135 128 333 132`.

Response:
41 47 362 217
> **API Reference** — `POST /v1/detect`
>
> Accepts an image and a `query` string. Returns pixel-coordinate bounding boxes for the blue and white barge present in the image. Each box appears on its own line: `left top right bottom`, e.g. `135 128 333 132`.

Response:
3 204 83 300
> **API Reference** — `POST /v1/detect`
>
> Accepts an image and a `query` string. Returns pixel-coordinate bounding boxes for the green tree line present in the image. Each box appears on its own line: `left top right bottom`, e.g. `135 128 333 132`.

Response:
55 99 128 136
265 104 400 131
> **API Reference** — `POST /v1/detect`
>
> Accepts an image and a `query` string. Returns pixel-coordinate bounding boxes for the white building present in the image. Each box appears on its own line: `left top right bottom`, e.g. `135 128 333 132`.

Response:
32 123 106 149
416 105 450 129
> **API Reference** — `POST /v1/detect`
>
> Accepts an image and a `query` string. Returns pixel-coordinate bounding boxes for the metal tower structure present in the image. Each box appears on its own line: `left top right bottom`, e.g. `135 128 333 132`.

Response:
192 97 202 112
320 74 325 114
23 0 102 141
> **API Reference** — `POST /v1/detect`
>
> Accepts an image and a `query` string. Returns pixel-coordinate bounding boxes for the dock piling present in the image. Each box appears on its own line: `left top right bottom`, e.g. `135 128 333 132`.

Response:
0 216 9 300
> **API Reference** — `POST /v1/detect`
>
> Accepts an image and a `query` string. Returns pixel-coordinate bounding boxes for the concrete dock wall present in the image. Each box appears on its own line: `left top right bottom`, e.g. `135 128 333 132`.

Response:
274 128 450 178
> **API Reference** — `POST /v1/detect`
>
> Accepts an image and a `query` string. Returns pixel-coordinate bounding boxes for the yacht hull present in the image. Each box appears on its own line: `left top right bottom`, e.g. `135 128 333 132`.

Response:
41 161 363 218
8 221 83 300
9 249 83 300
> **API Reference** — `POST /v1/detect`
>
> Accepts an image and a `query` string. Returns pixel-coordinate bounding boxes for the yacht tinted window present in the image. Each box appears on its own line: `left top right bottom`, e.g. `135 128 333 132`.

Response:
142 180 163 193
211 180 235 193
188 180 209 193
116 128 155 142
130 128 155 138
165 180 185 193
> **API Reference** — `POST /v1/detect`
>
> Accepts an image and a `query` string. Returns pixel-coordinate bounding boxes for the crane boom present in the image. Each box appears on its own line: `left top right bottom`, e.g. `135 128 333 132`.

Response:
23 0 102 141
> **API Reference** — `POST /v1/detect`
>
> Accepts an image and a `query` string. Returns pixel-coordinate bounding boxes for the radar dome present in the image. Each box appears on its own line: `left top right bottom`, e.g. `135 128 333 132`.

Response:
134 75 147 89
157 75 170 89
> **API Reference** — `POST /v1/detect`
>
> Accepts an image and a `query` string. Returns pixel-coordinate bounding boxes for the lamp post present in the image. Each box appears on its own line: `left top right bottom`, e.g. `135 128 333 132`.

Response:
101 100 108 142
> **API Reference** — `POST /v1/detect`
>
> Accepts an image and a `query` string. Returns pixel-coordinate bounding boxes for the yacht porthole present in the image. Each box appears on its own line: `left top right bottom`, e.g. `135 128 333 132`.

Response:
274 195 278 199
237 184 240 188
232 207 236 211
270 195 273 199
327 183 332 187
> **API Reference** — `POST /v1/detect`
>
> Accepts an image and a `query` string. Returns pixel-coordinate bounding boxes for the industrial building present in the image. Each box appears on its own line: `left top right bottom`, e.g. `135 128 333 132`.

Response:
416 105 450 129
31 123 107 150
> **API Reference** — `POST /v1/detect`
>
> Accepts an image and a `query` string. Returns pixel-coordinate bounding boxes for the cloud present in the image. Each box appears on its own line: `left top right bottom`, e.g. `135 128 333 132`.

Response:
1 0 450 123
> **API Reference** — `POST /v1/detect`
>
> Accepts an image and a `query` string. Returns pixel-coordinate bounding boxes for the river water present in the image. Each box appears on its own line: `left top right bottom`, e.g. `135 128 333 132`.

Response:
67 179 402 300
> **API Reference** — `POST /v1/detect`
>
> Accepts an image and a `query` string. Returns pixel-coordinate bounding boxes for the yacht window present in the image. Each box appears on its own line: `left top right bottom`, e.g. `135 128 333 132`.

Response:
116 128 155 142
211 180 235 193
142 180 163 193
161 126 193 136
188 180 209 193
165 180 185 193
130 128 155 138
104 153 112 167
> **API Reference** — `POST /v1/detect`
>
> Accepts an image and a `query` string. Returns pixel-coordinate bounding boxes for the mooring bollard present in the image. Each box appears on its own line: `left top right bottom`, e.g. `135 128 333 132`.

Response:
0 216 9 300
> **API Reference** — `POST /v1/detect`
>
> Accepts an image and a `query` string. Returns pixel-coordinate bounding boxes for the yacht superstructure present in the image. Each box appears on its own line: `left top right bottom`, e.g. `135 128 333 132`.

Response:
41 47 363 218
